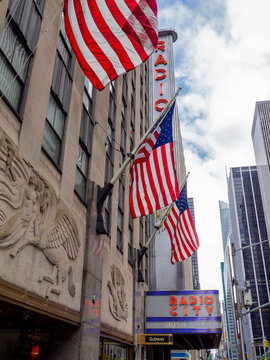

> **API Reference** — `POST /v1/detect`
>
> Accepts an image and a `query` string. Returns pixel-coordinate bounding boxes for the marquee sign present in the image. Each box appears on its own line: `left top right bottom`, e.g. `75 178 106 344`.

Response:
145 290 222 334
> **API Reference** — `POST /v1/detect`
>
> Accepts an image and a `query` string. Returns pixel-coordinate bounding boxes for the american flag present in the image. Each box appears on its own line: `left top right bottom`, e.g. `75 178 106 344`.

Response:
64 0 158 90
164 183 199 263
129 102 179 218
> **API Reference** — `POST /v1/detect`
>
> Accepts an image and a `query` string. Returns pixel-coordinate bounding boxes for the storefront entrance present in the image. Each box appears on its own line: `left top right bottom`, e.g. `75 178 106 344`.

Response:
99 338 132 360
0 299 78 359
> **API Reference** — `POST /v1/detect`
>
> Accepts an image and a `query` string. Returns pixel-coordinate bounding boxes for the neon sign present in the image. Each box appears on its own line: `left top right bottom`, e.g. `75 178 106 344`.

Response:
154 40 168 112
169 295 214 316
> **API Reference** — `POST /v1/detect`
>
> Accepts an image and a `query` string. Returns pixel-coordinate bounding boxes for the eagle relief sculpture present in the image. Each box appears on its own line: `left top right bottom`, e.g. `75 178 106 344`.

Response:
0 137 81 298
107 265 128 322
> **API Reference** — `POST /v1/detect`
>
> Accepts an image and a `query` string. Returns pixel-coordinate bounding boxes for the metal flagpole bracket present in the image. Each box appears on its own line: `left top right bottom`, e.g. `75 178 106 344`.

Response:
137 246 148 282
96 182 114 234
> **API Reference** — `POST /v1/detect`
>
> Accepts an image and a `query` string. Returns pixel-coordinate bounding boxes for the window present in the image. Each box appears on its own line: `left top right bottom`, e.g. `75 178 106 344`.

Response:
42 15 74 167
130 77 135 152
120 95 127 165
145 93 149 132
104 81 117 233
128 213 133 265
144 216 149 284
140 112 143 139
117 78 128 251
117 206 124 252
145 251 148 284
140 66 144 113
117 173 125 252
42 96 65 164
75 78 94 201
0 24 29 110
139 218 144 248
145 216 149 242
0 0 44 112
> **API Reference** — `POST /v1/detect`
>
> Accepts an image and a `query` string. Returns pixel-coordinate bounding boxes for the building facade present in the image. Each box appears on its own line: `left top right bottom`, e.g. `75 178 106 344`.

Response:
0 0 153 358
0 2 195 360
227 166 270 359
252 100 270 240
218 201 238 360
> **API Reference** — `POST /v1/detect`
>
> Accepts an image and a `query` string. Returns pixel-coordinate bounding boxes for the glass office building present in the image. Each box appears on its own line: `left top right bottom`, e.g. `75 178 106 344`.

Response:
219 201 238 360
252 100 270 240
188 198 200 290
227 166 270 358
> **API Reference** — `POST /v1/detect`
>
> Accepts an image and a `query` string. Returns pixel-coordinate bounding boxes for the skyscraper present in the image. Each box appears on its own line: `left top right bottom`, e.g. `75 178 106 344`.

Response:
252 100 270 237
219 201 232 253
188 197 200 290
227 166 270 358
218 201 237 360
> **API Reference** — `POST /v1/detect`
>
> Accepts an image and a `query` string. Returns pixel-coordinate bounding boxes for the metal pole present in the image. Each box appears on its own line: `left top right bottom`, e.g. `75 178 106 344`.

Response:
145 172 190 249
136 173 190 282
234 238 270 253
110 86 182 186
96 86 182 234
227 244 240 359
233 239 270 360
231 243 246 360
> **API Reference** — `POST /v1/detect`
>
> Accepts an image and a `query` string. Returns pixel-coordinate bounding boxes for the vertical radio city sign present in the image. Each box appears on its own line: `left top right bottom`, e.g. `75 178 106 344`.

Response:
149 29 178 123
148 29 183 290
153 40 169 112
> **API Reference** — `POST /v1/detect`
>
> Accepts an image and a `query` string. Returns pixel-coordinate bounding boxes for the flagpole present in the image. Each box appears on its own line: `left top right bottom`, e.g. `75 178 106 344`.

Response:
96 86 182 234
110 86 181 186
137 172 190 282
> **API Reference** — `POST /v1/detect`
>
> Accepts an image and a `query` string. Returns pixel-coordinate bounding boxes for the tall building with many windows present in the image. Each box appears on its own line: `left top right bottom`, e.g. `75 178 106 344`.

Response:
188 197 200 290
219 201 232 253
218 201 238 360
227 166 270 359
252 100 270 238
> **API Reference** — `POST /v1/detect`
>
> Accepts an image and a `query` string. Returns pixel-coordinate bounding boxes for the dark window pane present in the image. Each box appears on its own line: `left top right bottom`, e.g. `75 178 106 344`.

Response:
77 144 88 176
46 96 65 138
0 53 22 109
42 121 61 163
75 168 86 200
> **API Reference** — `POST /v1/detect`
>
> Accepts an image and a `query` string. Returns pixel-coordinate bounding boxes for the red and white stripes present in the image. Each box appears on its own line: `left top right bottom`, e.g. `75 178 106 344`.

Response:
64 0 158 90
165 206 200 263
130 142 179 218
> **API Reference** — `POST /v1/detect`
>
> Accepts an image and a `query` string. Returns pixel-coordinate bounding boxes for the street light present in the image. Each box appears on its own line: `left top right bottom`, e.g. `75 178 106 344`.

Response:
231 239 270 360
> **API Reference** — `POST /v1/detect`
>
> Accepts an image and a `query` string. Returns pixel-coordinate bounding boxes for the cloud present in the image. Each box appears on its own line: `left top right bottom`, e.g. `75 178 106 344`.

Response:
157 0 270 291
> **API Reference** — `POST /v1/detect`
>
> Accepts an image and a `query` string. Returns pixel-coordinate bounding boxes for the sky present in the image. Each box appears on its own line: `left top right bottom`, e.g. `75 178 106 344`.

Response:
156 0 270 294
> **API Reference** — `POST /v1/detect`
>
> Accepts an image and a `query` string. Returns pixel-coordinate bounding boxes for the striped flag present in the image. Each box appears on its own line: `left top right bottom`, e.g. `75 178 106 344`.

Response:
164 183 199 263
129 102 179 218
64 0 158 90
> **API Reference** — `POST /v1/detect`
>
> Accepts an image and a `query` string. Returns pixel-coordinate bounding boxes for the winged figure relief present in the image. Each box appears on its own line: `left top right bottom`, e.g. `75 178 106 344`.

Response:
0 137 81 298
37 208 81 298
107 265 128 322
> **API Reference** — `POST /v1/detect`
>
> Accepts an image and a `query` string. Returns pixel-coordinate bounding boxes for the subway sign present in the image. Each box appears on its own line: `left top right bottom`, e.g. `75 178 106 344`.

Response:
138 334 173 345
145 290 222 335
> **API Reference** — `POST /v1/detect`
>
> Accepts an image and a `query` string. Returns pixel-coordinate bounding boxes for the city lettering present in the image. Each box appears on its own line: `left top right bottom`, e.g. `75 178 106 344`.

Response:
169 295 215 316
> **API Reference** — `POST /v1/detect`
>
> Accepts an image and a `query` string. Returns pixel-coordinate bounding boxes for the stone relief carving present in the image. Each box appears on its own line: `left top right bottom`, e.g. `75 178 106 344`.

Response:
0 137 81 298
107 265 128 322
